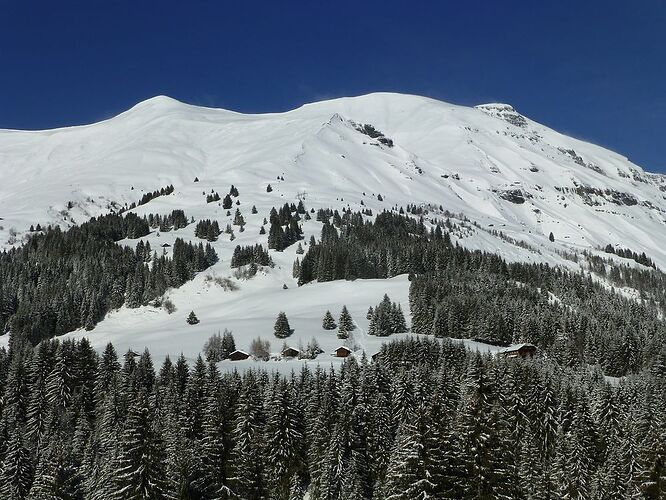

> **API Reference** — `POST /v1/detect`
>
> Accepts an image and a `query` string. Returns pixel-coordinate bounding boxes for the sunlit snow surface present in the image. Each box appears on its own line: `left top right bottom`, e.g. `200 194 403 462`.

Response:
1 93 663 362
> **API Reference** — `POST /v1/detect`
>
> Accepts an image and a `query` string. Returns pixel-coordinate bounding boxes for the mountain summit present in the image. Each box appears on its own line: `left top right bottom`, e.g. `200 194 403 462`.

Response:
1 92 663 268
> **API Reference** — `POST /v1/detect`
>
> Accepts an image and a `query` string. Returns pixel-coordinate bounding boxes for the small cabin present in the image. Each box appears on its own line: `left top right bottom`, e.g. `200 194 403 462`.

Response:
281 347 300 358
500 343 537 359
161 243 171 248
370 351 382 362
333 346 353 358
228 350 251 361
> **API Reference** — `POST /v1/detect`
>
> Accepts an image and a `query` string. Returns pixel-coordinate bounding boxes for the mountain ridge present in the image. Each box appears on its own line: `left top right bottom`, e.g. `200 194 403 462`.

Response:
0 91 664 270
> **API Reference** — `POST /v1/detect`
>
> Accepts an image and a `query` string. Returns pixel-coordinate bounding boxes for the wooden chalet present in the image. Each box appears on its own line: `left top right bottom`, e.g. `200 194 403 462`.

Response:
333 346 353 358
281 347 300 358
499 343 537 359
228 350 251 361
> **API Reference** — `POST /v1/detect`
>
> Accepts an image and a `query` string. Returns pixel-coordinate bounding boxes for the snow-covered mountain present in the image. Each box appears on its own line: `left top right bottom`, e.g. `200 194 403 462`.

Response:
1 92 664 361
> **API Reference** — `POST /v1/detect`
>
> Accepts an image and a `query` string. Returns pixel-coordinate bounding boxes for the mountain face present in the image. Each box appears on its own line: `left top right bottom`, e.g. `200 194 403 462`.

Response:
3 93 666 499
0 92 664 359
1 92 664 266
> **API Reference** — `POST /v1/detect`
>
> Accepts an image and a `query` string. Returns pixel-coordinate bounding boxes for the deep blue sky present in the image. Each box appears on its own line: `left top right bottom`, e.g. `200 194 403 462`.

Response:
2 1 665 171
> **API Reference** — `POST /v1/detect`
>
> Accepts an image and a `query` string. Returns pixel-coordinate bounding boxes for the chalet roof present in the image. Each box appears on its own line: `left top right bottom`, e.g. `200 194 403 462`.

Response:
281 347 300 356
333 345 352 354
500 343 536 353
230 350 250 356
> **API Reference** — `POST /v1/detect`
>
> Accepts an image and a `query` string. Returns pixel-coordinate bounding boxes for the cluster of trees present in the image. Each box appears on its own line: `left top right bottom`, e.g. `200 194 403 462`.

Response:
194 219 221 242
268 204 304 251
138 184 174 205
1 336 665 499
0 215 217 345
221 186 240 210
297 210 431 284
206 191 221 204
367 295 407 336
297 209 666 377
233 209 245 229
145 209 189 232
322 307 355 339
603 244 656 269
230 244 273 268
85 212 151 240
586 251 666 305
337 306 355 339
202 330 236 362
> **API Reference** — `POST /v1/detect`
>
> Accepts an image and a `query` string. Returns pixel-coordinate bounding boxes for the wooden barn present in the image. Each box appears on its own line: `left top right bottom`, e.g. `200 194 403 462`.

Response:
228 350 251 361
281 347 300 358
500 343 537 359
333 346 353 358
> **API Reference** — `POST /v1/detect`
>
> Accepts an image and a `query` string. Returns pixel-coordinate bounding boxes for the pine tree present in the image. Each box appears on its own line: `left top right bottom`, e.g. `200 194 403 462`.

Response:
264 379 303 498
338 321 349 340
274 312 292 338
221 329 236 359
384 420 435 500
322 311 337 330
636 420 666 497
0 427 33 500
186 311 200 325
113 392 167 499
229 374 267 498
192 363 232 498
338 305 355 333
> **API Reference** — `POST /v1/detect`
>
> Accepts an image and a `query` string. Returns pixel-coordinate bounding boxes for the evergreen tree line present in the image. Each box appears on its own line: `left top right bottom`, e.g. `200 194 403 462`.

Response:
1 336 665 498
321 306 355 339
207 192 221 204
194 220 221 242
0 215 217 345
230 244 273 268
145 210 189 232
367 294 407 337
268 204 304 251
586 251 666 305
119 185 175 213
603 244 656 269
298 210 666 376
138 185 175 206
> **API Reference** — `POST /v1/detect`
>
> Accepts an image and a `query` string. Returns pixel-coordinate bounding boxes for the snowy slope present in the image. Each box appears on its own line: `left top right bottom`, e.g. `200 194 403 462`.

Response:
1 92 665 360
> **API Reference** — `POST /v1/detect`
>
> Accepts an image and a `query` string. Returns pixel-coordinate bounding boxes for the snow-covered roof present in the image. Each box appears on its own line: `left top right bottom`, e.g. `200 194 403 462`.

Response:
499 343 536 353
230 350 250 356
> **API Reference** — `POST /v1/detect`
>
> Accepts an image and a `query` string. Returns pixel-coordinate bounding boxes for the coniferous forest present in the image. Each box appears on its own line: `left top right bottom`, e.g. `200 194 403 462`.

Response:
1 203 666 498
0 336 665 499
0 213 217 346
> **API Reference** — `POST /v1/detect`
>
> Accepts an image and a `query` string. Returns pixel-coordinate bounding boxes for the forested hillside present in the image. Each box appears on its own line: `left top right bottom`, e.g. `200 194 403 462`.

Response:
0 336 665 498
